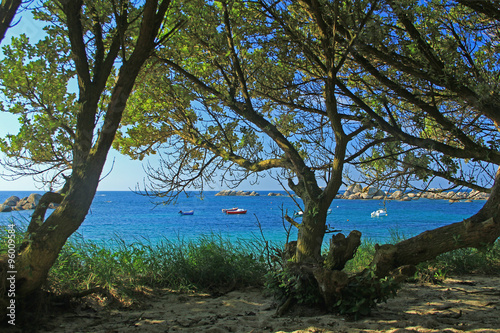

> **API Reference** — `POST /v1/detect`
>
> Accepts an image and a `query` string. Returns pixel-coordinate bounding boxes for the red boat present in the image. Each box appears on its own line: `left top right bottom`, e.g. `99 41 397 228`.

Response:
225 208 247 214
222 207 238 213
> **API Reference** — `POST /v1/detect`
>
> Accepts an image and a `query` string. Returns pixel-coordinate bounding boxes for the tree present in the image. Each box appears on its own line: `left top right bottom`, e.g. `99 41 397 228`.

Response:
342 0 500 191
117 0 500 313
0 0 174 315
115 0 376 268
333 0 500 275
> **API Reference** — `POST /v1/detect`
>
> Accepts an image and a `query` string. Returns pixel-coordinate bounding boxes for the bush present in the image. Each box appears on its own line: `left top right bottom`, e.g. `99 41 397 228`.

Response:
334 270 399 319
428 240 500 275
265 266 323 306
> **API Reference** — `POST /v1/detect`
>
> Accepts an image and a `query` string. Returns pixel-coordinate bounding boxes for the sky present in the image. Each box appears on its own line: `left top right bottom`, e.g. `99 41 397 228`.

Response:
0 10 285 192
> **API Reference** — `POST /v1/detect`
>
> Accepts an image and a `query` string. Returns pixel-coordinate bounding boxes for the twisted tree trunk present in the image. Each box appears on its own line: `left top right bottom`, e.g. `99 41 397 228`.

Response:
371 167 500 278
0 0 172 321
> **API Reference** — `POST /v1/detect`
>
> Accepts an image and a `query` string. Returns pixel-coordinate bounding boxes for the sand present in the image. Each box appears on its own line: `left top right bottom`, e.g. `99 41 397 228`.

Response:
4 274 500 332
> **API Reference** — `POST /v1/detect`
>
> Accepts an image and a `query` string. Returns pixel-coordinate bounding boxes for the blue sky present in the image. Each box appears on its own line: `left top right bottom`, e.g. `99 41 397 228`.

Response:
0 11 286 192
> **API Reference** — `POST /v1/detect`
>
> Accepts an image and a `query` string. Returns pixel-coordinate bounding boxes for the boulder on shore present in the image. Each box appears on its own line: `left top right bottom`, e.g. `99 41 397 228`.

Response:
2 196 20 207
15 193 42 210
1 193 44 212
389 191 403 199
344 184 363 197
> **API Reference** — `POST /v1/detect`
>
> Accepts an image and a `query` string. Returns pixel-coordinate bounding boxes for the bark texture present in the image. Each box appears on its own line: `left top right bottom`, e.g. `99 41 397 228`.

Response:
0 0 22 43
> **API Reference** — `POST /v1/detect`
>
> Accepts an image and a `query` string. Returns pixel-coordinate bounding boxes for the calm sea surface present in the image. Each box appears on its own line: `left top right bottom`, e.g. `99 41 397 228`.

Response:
0 191 487 246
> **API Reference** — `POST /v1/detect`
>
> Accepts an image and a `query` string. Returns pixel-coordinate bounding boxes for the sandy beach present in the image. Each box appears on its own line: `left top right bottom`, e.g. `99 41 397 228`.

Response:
4 274 499 333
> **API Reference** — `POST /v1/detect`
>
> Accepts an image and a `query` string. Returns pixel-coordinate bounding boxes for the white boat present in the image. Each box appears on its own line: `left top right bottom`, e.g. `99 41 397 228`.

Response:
294 209 331 218
371 208 387 217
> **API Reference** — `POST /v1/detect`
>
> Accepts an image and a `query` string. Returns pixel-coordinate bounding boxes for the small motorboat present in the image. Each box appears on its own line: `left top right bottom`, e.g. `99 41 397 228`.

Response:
179 210 194 215
293 211 304 218
222 207 238 213
294 209 331 218
371 208 387 217
225 208 247 214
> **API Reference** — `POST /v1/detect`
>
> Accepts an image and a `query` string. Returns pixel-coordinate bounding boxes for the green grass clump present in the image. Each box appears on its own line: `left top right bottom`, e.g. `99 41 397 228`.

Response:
48 233 267 296
343 240 376 274
428 240 500 275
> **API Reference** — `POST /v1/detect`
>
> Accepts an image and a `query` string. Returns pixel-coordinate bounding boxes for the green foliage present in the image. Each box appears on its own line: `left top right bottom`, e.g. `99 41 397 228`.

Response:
265 264 400 319
342 240 376 274
334 271 399 319
265 266 323 306
412 265 448 284
0 219 25 251
427 240 500 275
0 32 76 176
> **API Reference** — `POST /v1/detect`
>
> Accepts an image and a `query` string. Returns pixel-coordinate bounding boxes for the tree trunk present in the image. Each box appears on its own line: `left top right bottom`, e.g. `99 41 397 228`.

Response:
371 167 500 278
0 0 22 44
295 199 329 264
325 230 362 271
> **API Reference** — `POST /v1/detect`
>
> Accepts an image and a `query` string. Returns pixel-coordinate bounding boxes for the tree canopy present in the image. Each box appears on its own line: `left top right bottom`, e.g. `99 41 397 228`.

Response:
343 0 500 192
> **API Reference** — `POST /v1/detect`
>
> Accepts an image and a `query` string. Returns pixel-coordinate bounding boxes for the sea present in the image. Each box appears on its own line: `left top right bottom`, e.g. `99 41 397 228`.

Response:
0 190 487 247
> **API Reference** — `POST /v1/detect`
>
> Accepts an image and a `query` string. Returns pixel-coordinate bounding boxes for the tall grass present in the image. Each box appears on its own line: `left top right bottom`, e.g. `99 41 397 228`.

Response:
343 239 377 274
431 241 500 275
48 233 268 296
0 220 267 299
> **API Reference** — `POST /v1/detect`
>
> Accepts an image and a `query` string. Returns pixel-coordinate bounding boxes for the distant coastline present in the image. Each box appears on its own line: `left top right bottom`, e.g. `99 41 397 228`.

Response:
214 186 489 202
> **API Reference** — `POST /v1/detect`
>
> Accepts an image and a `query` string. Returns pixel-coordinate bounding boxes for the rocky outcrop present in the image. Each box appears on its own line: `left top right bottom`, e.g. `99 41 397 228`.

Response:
0 193 54 212
342 185 387 200
339 185 489 201
15 193 42 210
215 190 260 196
3 195 20 207
215 190 292 197
213 187 489 201
0 204 13 212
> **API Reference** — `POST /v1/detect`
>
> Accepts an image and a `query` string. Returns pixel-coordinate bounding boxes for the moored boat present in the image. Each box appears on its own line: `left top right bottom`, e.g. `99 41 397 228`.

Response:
225 208 247 214
222 207 238 213
179 210 194 215
371 208 387 217
293 211 304 217
294 209 331 218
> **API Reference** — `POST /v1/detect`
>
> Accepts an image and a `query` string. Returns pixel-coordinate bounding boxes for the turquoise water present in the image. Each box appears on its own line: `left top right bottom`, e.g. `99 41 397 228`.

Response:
0 191 487 246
